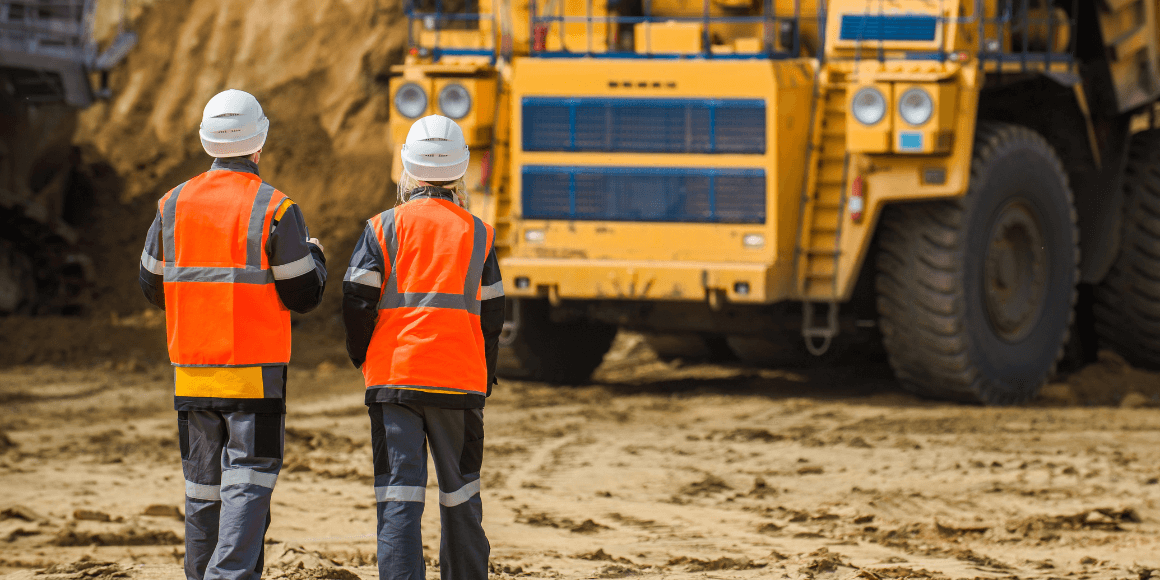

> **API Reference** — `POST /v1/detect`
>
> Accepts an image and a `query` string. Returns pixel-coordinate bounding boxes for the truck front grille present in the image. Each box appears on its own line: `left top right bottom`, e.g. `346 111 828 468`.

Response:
521 165 765 224
522 97 766 154
838 14 938 42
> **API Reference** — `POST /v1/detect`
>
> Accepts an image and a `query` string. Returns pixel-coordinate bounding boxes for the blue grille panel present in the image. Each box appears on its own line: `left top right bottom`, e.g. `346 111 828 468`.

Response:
522 166 765 224
522 97 765 154
839 14 937 42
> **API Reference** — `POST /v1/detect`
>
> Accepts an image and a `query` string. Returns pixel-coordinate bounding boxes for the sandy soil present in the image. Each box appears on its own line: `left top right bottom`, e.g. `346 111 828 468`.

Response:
2 333 1160 580
0 2 1148 579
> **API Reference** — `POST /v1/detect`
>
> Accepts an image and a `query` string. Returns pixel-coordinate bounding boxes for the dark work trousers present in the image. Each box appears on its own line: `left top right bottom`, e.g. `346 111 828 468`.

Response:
369 403 488 580
179 411 284 580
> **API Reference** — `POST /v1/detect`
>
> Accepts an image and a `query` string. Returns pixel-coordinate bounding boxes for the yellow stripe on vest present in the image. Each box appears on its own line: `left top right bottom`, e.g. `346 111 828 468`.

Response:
175 367 265 399
274 199 294 222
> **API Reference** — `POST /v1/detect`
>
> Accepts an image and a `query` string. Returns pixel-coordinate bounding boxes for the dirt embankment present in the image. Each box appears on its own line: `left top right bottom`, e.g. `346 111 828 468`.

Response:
1 0 412 365
81 0 407 314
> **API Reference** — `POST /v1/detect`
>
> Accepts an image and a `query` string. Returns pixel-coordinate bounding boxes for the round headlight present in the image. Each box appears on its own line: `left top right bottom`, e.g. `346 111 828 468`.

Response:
394 83 427 119
438 84 472 120
851 87 887 126
899 88 933 126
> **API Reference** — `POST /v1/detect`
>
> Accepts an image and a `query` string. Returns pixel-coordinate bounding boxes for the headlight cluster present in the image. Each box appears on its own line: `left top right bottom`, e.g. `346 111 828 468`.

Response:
394 82 473 120
438 84 472 119
394 83 427 119
851 87 886 126
851 86 934 127
898 88 933 126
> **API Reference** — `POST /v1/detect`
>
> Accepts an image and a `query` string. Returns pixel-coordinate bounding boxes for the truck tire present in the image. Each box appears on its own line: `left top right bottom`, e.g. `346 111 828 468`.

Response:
875 123 1079 404
1094 130 1160 369
500 299 618 384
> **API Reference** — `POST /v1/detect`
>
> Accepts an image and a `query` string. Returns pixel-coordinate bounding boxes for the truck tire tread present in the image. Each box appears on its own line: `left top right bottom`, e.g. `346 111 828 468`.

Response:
876 122 1078 404
1094 130 1160 369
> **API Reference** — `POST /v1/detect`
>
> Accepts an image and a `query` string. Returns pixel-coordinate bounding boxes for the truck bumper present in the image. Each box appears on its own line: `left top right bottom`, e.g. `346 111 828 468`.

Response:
502 257 788 304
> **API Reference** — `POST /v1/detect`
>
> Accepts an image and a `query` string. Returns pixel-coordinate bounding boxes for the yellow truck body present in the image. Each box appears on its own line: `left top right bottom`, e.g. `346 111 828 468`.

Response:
388 0 1160 403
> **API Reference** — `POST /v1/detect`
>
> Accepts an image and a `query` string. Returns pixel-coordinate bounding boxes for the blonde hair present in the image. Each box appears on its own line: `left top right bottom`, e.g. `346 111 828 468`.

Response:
396 171 470 210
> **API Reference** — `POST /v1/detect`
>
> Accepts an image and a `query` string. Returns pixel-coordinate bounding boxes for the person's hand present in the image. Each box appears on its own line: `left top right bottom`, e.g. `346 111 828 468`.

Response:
307 237 325 253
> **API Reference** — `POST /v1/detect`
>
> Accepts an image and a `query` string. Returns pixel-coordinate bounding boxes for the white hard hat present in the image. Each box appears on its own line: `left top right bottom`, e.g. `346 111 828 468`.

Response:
401 115 469 182
199 89 270 158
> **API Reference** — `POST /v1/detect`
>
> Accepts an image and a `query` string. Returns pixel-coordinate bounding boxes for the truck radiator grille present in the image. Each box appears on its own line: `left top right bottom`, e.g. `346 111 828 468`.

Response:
838 14 937 42
522 97 766 154
521 166 765 224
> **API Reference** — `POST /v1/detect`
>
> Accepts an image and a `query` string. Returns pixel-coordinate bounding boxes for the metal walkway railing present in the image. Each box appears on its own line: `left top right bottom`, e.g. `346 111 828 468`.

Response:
404 0 1079 71
527 0 818 59
0 1 95 63
405 0 498 62
0 0 135 105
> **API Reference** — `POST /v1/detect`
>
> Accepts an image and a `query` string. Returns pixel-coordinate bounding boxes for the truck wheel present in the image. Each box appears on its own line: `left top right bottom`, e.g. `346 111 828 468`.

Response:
499 299 618 384
875 123 1079 404
1094 130 1160 368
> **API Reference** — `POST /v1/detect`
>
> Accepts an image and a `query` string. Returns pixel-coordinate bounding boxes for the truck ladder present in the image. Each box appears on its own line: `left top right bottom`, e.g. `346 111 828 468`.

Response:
793 70 850 355
488 73 514 258
794 74 850 301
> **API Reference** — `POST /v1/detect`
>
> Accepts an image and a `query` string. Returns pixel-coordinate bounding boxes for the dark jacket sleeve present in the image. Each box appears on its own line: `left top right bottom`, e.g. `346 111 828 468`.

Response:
139 207 165 310
342 223 385 369
479 243 504 396
266 202 327 314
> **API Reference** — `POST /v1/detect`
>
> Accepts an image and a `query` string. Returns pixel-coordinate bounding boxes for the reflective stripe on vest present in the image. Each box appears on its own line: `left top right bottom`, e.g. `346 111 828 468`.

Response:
362 199 493 395
160 171 291 370
376 209 489 315
162 182 278 285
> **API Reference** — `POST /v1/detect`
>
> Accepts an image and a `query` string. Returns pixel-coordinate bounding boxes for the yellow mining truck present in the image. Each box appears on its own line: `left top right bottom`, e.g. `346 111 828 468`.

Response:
388 0 1160 404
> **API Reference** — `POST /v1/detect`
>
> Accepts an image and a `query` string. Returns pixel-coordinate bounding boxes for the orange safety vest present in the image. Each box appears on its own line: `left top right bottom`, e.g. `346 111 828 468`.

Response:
362 197 494 395
160 169 291 369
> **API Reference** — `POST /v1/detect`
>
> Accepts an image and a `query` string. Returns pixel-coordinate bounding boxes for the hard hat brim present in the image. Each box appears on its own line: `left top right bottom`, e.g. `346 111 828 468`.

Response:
402 156 469 182
201 131 268 158
200 116 269 158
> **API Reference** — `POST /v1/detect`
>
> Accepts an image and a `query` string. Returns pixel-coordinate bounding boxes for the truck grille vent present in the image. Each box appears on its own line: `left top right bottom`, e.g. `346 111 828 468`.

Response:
521 166 765 224
838 14 938 42
522 97 765 154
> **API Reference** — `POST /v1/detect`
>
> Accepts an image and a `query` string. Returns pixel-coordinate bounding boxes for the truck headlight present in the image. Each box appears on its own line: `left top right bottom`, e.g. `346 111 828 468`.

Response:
395 83 427 119
851 87 887 126
899 88 933 126
439 84 472 119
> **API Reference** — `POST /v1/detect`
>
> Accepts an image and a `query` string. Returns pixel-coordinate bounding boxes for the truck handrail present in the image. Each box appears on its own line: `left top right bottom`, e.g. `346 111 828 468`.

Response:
405 0 498 62
0 1 95 59
404 0 1081 72
528 0 819 59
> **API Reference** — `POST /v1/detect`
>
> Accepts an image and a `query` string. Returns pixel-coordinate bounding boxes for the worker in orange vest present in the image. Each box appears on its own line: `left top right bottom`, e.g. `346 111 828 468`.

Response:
139 89 327 580
343 114 504 580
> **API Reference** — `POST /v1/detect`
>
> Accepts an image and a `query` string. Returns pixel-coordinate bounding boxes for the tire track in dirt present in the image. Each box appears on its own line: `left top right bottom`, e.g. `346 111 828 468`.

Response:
5 353 1160 579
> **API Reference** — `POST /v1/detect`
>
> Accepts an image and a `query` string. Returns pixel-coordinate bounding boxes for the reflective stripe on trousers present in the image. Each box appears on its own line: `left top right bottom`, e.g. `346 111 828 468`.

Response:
370 481 479 506
369 403 488 580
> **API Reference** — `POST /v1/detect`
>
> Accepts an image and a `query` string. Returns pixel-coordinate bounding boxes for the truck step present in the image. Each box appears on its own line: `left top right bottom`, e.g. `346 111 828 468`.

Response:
803 247 840 256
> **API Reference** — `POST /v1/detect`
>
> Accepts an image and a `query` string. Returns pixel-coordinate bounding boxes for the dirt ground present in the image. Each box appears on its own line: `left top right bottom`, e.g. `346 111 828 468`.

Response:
2 332 1160 580
3 3 1160 579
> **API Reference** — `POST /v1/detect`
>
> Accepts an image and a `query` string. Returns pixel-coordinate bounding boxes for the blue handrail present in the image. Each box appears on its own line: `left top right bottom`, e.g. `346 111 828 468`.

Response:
403 0 1079 70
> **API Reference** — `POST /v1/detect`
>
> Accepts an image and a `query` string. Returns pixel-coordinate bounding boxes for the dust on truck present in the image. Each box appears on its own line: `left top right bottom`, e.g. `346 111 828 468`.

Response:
388 0 1160 404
